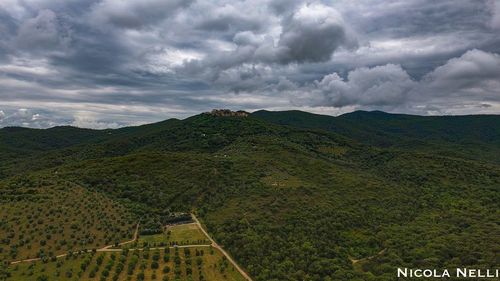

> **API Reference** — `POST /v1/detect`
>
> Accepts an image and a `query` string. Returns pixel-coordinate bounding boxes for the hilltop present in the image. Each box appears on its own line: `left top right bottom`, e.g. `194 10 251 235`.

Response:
205 109 249 117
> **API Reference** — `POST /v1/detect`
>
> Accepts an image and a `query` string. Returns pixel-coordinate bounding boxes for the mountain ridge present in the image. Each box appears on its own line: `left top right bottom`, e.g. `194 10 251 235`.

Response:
2 109 500 132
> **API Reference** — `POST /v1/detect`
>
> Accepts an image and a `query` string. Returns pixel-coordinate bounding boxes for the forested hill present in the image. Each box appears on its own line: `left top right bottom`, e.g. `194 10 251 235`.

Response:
3 110 498 156
252 110 500 163
1 110 499 281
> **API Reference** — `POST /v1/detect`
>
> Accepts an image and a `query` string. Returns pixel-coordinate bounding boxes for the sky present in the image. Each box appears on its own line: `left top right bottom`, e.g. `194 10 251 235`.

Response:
0 0 499 128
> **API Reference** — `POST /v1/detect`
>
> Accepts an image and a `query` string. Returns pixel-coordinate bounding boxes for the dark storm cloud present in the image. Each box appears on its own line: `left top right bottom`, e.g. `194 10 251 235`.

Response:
0 0 499 128
88 0 194 29
15 9 71 52
275 3 355 64
196 15 264 33
335 0 500 77
0 9 17 61
344 0 491 37
268 0 303 15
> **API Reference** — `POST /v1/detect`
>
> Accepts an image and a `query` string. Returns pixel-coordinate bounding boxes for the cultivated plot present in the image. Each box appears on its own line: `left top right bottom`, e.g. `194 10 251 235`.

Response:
6 246 246 281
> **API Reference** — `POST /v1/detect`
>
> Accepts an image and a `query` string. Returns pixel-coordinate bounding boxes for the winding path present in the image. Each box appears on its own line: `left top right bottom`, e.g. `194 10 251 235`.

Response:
192 214 254 281
350 248 387 264
99 222 140 250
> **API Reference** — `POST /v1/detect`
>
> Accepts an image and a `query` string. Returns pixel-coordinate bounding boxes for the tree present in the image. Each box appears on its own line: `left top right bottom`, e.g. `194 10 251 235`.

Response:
36 275 49 281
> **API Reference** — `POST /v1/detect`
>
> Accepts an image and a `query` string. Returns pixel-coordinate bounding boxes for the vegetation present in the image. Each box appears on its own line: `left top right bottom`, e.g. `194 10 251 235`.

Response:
1 110 499 281
165 224 210 246
252 109 500 164
6 246 245 281
124 223 210 249
0 175 136 262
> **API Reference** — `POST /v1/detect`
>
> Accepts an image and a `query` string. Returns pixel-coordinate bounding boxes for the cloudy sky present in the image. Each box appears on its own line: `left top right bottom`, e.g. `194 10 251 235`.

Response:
0 0 499 128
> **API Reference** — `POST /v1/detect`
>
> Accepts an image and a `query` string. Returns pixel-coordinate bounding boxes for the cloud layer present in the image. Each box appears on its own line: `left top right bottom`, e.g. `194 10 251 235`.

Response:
0 0 499 128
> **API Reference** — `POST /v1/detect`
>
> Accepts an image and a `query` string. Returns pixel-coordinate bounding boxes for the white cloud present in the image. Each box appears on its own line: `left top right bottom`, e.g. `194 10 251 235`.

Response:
315 64 415 107
423 49 500 84
417 49 500 104
144 48 204 74
17 108 30 118
0 108 59 128
291 49 500 114
71 111 121 129
0 57 58 76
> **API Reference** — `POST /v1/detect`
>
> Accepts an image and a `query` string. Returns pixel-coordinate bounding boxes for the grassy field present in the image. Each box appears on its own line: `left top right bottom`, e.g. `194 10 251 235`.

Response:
6 246 246 281
126 223 210 249
0 175 136 263
166 224 210 246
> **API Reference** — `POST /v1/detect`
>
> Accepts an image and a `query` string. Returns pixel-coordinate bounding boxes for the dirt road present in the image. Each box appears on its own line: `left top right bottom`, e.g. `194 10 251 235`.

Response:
99 222 140 250
350 248 386 264
192 214 254 281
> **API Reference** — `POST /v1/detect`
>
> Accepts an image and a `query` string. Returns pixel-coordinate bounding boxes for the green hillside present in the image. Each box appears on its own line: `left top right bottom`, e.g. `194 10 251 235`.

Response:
1 110 499 281
252 110 500 164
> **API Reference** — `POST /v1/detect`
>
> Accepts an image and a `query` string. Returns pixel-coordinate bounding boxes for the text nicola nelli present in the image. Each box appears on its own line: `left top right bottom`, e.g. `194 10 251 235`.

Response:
398 268 499 278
